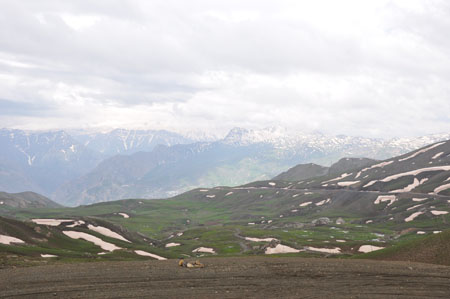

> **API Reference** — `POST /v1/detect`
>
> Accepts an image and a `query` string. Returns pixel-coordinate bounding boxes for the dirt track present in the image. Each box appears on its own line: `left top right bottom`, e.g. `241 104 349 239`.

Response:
1 257 450 298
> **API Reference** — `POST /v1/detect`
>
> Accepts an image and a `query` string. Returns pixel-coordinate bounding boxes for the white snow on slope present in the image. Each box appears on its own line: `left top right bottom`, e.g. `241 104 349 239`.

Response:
0 235 25 245
268 182 276 186
434 183 450 194
381 166 450 182
323 173 352 183
41 254 57 258
66 220 85 228
358 245 384 253
134 250 166 260
374 195 397 206
225 192 234 196
431 210 448 215
118 213 129 218
407 204 423 211
412 198 428 202
363 180 378 188
265 244 301 254
405 211 424 222
165 243 181 247
206 195 216 198
390 178 421 193
63 231 122 251
245 237 278 242
432 152 444 159
192 247 215 254
398 142 445 162
299 201 312 207
337 181 360 187
356 161 394 178
87 224 131 243
305 247 341 254
315 199 326 206
32 219 73 226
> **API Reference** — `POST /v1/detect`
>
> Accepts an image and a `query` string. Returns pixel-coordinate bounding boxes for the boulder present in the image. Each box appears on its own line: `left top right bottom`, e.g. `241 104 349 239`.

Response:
336 217 345 225
312 217 331 226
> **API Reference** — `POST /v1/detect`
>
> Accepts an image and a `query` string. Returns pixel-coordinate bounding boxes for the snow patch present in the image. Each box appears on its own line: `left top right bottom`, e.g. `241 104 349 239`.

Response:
225 192 234 196
63 231 121 251
374 195 397 206
66 220 85 228
358 245 384 253
265 244 301 254
206 194 216 198
0 235 25 245
193 247 215 254
305 246 341 254
268 182 276 186
390 178 421 193
245 237 278 242
165 243 181 247
381 166 450 183
134 250 166 260
41 254 57 258
433 183 450 195
405 211 424 222
431 210 448 215
299 201 312 207
87 224 130 243
323 173 352 183
356 161 394 178
32 219 73 226
118 213 129 218
399 142 445 162
407 204 423 211
412 198 427 202
432 152 444 159
363 180 378 188
417 231 426 235
337 181 360 187
315 200 326 206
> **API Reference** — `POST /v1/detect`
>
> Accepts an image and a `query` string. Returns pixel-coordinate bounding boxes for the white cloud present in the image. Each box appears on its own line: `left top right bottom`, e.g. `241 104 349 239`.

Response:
0 0 449 137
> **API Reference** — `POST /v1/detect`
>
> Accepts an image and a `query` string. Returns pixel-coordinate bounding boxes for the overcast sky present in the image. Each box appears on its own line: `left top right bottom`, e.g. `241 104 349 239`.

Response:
0 0 449 138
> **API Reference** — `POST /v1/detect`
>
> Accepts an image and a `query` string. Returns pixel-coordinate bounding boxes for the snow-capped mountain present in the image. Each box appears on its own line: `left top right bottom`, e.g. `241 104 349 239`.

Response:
0 129 103 195
221 127 450 165
1 127 450 205
71 129 196 156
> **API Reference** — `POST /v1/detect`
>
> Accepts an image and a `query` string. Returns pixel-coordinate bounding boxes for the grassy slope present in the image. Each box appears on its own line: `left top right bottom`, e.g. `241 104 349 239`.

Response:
356 229 450 266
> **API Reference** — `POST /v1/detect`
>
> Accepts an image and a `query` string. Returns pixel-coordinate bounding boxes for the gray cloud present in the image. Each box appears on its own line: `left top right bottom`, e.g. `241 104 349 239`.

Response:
0 0 449 137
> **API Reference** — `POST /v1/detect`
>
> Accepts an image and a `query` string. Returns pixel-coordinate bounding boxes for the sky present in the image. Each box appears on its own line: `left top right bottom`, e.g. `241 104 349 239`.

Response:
0 0 449 138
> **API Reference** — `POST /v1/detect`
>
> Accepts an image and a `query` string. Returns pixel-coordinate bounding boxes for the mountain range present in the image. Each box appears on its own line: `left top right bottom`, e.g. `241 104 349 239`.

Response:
1 139 449 265
1 127 450 206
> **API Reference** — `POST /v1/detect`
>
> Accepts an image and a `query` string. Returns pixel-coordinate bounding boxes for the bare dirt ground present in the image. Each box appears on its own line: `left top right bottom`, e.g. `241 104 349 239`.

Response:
1 257 450 298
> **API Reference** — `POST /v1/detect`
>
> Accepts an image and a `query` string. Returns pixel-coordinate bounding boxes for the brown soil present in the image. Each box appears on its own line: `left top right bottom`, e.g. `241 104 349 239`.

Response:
1 257 450 298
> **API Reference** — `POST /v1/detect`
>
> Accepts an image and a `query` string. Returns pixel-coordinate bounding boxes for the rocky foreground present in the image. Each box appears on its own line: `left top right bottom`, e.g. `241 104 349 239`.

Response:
1 257 450 298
